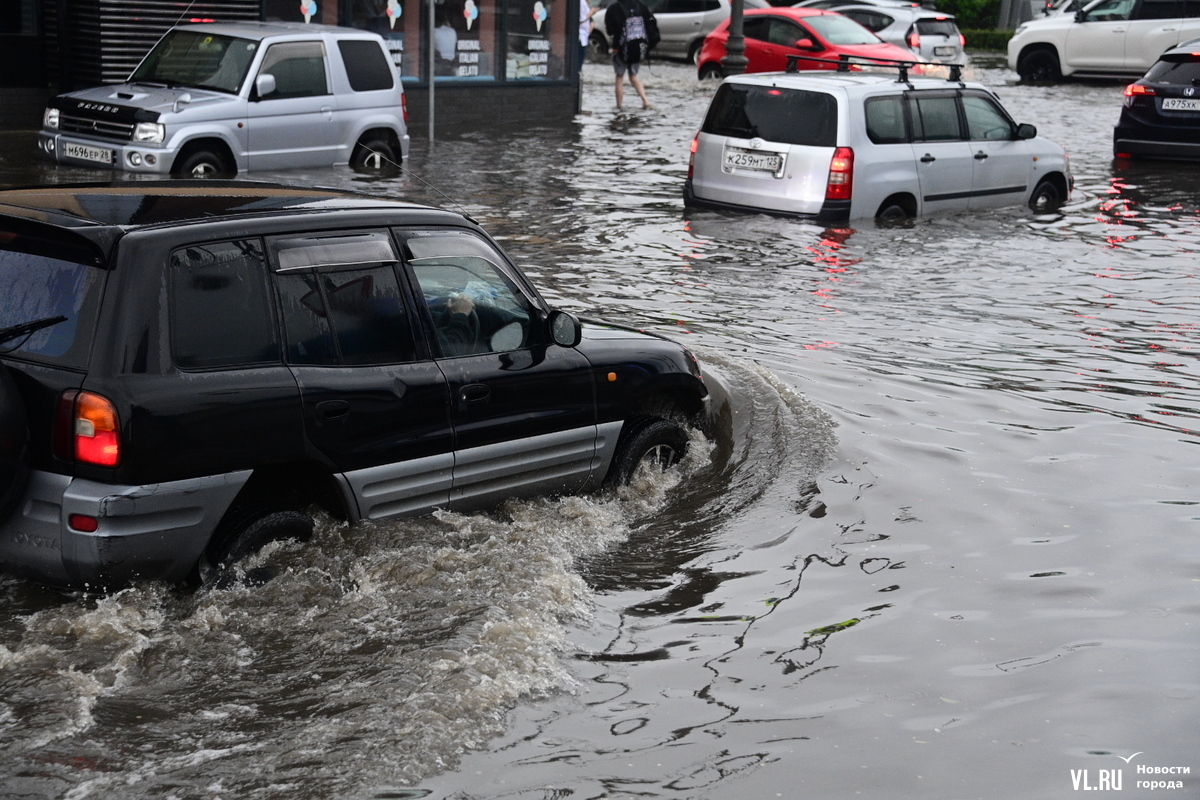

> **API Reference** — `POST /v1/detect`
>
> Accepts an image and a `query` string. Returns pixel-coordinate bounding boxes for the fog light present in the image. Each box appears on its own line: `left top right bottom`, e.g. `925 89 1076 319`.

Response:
44 138 55 153
128 152 143 167
145 153 157 165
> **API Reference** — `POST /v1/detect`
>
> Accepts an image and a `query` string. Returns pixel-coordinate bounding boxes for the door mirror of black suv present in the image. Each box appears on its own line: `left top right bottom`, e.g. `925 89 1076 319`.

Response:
548 310 583 348
1017 123 1037 140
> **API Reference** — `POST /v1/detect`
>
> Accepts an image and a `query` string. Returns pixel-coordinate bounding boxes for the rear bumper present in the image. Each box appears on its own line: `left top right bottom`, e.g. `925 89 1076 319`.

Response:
1113 135 1200 160
684 180 851 222
0 469 250 589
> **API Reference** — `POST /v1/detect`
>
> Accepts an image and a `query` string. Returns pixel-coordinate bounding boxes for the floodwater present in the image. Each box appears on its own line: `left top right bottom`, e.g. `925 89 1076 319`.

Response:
2 58 1198 799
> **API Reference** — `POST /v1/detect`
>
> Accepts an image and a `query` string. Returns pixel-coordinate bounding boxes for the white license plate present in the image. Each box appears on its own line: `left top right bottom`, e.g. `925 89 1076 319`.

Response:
724 147 783 174
1162 98 1200 111
934 45 956 57
63 143 114 165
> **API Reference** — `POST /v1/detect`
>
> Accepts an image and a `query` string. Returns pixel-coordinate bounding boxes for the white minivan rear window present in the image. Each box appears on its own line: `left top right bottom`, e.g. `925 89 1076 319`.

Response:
702 84 838 147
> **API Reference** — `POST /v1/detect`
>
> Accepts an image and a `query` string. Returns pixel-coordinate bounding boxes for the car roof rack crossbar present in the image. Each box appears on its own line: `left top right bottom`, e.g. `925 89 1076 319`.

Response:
783 53 966 85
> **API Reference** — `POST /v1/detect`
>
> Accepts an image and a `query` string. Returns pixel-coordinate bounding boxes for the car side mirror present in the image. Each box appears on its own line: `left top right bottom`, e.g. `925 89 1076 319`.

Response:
255 73 277 99
1017 123 1037 139
548 309 582 348
1074 8 1086 21
795 38 818 50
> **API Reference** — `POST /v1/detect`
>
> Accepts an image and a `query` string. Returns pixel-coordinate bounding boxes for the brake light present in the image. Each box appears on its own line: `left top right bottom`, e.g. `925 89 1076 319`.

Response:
401 93 409 125
825 147 854 201
960 33 967 46
908 30 920 49
688 133 699 180
57 391 121 467
1124 83 1155 96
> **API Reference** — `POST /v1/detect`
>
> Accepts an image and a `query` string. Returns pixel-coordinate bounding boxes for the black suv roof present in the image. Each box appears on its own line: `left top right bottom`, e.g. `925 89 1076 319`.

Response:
0 182 462 262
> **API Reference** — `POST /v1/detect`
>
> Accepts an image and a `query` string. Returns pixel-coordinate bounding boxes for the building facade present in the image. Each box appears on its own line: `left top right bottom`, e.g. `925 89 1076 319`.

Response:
0 0 581 132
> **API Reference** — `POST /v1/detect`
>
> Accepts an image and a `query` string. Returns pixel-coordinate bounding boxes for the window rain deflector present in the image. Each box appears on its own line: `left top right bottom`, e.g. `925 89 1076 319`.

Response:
273 232 399 272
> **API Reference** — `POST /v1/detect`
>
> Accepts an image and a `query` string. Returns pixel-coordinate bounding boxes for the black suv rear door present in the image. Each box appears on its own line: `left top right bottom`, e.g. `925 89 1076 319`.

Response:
396 228 599 511
269 230 454 520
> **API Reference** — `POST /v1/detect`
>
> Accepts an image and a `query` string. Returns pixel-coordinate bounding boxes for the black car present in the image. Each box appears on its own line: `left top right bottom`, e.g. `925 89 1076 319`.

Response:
0 182 712 591
1114 40 1200 161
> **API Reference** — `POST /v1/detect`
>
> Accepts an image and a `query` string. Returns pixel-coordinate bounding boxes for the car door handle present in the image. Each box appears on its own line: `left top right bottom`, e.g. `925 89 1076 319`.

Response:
974 151 989 160
920 154 936 163
460 383 491 403
315 399 350 421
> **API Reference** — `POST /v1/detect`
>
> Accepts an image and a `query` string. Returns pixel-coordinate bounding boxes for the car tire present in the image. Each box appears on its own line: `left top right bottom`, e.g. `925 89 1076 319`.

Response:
588 31 609 60
698 63 724 81
1028 178 1063 213
173 148 233 179
687 40 704 66
875 201 911 222
351 137 399 175
608 418 689 486
1017 48 1062 82
200 505 314 586
0 364 29 525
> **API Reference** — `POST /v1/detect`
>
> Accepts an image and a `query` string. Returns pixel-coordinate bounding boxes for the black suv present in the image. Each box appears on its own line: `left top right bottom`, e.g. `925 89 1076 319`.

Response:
0 183 710 590
1114 40 1200 161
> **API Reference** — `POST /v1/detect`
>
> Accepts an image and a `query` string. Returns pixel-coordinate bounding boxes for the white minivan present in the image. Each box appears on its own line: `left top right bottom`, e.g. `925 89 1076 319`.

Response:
684 67 1072 221
38 22 409 177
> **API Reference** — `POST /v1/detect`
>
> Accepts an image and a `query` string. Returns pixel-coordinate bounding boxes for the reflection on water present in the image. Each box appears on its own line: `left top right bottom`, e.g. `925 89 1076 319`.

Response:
2 60 1200 799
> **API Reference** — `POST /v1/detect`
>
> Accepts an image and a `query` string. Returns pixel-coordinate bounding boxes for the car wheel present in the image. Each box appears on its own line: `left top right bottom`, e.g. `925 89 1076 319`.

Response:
174 148 233 179
588 31 609 60
698 63 724 81
687 40 704 66
608 418 689 486
1028 178 1063 213
200 504 314 586
351 137 399 175
876 202 911 222
1017 49 1062 82
0 365 29 525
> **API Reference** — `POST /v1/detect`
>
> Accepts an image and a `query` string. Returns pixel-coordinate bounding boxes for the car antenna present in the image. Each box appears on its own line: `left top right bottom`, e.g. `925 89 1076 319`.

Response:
359 144 477 222
172 0 200 26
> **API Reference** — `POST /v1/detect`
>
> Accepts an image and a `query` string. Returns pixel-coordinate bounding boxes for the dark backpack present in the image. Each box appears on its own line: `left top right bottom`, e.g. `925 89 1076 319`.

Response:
619 0 657 63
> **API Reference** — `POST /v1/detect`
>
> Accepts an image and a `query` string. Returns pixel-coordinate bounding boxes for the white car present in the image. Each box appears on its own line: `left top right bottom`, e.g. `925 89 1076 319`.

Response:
684 67 1072 221
834 5 965 63
1008 0 1200 81
590 0 770 64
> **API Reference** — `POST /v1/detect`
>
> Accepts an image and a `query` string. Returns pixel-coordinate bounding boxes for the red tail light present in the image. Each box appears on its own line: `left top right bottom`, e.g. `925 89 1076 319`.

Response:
401 93 409 125
825 147 854 201
908 30 920 49
56 390 120 467
959 33 967 46
688 134 699 180
1125 84 1155 96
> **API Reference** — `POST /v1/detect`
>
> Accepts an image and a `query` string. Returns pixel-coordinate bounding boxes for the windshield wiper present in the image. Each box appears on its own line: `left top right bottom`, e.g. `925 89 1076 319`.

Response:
0 316 67 347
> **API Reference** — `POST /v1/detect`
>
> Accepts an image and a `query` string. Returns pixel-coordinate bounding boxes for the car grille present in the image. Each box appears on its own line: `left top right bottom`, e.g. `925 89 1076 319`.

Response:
59 114 135 141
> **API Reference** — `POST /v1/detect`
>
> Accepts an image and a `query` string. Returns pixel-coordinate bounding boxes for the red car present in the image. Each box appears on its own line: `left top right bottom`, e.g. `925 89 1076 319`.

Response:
697 7 921 79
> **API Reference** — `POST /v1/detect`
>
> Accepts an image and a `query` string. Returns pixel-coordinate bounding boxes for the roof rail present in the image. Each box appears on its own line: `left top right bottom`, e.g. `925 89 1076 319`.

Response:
784 54 965 84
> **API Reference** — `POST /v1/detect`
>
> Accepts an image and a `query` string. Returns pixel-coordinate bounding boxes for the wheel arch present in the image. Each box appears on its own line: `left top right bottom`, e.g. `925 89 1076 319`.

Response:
876 192 918 219
171 137 237 175
1017 42 1065 77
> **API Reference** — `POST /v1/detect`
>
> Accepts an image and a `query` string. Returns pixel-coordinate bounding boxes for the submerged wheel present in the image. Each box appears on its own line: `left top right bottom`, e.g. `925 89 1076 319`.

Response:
1016 49 1062 82
0 365 29 524
1028 178 1063 213
609 418 689 486
351 137 399 174
687 39 704 66
588 31 609 60
698 63 724 81
173 148 233 178
875 201 911 222
200 504 314 586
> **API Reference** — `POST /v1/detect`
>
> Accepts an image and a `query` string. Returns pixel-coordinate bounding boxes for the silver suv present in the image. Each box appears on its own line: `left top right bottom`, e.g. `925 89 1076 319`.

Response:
684 64 1072 221
38 22 410 177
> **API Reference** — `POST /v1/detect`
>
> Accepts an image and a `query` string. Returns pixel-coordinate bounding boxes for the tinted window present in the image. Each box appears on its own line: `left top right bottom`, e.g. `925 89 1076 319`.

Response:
337 40 395 91
865 95 908 143
962 94 1014 140
806 14 881 44
915 18 959 35
1083 0 1135 20
1145 54 1200 82
767 18 805 45
0 237 104 369
910 94 961 141
1134 0 1181 18
664 0 710 11
172 240 278 370
702 84 838 147
258 41 329 99
842 11 892 32
744 17 772 40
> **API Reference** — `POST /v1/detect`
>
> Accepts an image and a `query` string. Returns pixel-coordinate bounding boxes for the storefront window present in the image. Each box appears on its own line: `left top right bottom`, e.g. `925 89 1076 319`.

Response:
347 0 422 80
0 0 37 35
506 0 566 79
433 0 497 80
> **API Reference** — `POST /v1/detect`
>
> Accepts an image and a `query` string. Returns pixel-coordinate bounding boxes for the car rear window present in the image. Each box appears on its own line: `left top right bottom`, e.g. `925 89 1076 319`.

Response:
1145 56 1200 84
914 19 959 36
338 40 395 91
702 84 838 147
0 233 105 370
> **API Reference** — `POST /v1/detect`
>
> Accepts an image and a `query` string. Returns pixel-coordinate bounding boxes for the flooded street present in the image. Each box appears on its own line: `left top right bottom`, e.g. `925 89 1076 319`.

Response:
2 57 1199 798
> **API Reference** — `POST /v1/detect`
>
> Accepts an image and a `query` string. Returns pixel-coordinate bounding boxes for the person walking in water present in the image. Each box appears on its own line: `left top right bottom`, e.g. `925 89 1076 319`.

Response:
604 0 654 109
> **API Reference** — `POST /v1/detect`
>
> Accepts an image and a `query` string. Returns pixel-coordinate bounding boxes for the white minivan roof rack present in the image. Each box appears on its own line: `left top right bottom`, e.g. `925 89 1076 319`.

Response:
784 53 965 84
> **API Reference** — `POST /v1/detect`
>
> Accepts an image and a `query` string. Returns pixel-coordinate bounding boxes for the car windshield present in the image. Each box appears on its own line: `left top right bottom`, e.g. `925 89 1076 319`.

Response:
0 237 105 369
129 30 259 94
702 84 838 146
806 14 882 44
1145 56 1200 84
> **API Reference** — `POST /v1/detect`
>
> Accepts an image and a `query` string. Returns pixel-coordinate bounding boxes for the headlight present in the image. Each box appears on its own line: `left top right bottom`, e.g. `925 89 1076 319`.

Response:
43 108 59 130
133 122 165 143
